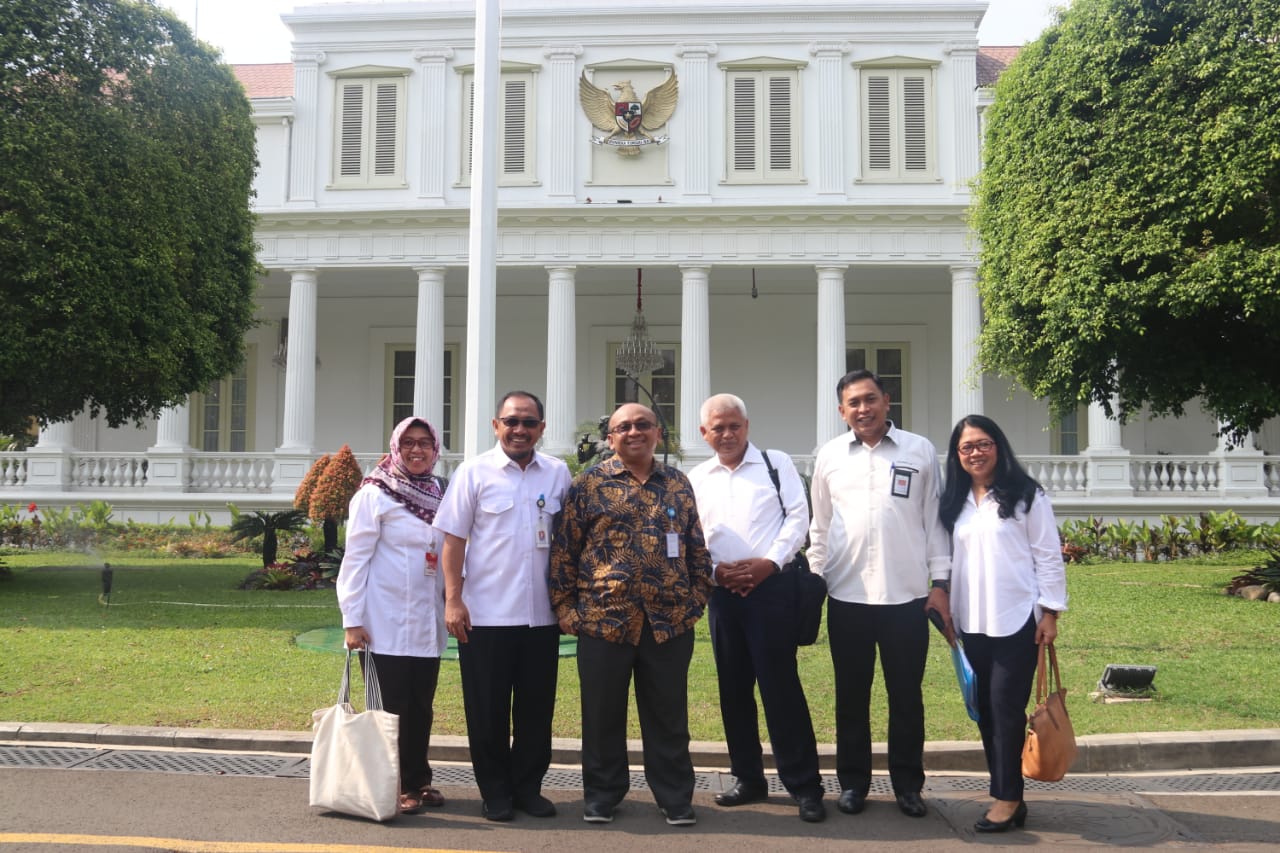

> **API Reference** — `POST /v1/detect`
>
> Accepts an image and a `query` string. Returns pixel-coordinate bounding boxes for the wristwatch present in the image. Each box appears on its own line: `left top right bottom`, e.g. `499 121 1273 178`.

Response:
931 580 949 594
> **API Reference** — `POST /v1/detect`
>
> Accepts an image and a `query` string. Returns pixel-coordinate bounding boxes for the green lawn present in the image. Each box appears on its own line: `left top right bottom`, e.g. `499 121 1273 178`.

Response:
0 552 1276 741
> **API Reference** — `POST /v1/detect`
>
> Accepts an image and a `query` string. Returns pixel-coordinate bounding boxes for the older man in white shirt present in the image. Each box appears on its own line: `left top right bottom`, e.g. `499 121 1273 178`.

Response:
689 393 826 823
808 370 951 820
434 391 572 823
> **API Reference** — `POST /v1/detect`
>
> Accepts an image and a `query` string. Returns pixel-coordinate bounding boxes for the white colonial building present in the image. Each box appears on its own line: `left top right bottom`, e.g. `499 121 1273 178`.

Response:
5 0 1279 521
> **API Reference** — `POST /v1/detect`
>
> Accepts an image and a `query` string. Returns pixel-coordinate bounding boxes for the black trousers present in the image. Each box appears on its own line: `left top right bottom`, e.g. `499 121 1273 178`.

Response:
364 652 440 794
827 597 929 796
962 613 1038 802
576 623 696 810
457 624 560 803
709 576 822 799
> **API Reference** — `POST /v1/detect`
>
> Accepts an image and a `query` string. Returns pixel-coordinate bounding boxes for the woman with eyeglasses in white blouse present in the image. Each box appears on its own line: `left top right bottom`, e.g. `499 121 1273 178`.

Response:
939 415 1068 834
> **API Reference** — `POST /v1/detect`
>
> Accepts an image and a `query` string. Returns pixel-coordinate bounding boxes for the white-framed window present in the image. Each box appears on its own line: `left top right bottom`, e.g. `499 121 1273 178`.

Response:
458 63 538 186
720 58 805 184
856 59 938 182
846 344 908 430
387 346 459 450
607 343 680 441
330 67 408 188
1052 407 1087 455
191 350 253 452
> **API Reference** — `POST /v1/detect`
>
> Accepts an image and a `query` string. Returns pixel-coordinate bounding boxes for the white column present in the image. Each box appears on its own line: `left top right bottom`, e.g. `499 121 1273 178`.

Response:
1085 395 1133 496
544 44 583 201
414 266 447 445
544 266 577 455
679 265 712 461
947 41 981 192
35 420 74 450
815 265 848 449
676 42 717 201
27 420 75 490
810 41 851 195
414 48 454 204
288 51 324 205
278 269 318 454
463 0 501 457
146 402 192 491
1215 421 1267 497
950 264 983 421
151 404 190 450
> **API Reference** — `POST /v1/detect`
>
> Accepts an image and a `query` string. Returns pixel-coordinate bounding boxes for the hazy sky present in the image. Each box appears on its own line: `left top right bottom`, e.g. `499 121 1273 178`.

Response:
159 0 1063 65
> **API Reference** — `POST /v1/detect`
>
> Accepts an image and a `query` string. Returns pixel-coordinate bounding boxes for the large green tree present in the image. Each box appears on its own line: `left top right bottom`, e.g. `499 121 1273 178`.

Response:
0 0 258 437
973 0 1280 440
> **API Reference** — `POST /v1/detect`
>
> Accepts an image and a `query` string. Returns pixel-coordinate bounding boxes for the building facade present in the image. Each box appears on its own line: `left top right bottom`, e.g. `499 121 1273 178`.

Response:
5 0 1279 521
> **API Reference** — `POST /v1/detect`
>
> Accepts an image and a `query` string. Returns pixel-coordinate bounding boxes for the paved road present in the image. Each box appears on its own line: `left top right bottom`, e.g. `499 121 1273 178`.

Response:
2 759 1278 851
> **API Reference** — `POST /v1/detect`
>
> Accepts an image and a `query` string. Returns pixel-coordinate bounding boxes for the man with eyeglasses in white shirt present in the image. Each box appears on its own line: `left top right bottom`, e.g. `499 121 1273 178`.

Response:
689 393 826 823
808 370 952 820
435 391 572 822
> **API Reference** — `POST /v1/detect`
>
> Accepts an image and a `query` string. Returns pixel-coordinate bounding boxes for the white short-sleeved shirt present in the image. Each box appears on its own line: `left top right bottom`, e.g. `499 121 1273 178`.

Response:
432 446 572 627
336 483 447 658
950 489 1069 637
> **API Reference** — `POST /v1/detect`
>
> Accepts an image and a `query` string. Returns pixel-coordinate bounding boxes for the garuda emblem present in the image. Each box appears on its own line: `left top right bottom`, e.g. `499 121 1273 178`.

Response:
579 71 679 156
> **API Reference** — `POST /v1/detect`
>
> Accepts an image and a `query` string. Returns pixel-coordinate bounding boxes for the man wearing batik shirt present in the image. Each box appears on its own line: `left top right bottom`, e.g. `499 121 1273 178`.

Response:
549 402 714 828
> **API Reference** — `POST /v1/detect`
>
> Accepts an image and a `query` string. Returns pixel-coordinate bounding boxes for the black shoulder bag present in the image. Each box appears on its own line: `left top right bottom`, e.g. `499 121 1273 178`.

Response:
761 451 827 646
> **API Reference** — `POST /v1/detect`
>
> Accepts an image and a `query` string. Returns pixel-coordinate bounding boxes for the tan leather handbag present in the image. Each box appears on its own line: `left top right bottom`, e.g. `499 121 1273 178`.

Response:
1022 642 1078 782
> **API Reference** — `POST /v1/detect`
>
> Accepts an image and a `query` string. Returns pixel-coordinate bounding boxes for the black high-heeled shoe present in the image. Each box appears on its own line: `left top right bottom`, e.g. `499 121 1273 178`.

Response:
974 800 1027 833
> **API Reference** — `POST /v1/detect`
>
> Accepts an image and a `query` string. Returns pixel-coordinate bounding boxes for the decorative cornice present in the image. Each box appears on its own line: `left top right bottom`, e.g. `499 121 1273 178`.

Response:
543 44 584 60
809 41 852 57
290 50 327 66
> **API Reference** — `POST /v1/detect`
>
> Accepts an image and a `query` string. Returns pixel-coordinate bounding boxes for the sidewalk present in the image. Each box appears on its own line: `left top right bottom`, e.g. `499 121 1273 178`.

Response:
4 721 1279 774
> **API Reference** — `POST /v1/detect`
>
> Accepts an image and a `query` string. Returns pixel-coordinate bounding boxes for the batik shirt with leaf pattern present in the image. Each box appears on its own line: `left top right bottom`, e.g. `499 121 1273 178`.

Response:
550 456 713 645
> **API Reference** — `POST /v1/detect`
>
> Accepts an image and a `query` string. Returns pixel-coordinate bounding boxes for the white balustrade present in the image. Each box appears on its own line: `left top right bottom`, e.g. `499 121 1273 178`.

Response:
1131 456 1220 494
70 454 148 488
189 454 275 492
0 454 28 487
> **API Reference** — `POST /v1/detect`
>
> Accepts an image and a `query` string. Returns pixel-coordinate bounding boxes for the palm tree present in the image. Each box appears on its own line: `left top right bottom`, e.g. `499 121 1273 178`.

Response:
229 509 307 567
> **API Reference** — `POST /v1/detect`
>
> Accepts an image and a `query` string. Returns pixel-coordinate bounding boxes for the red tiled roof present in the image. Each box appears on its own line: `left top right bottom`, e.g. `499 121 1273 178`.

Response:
233 63 294 98
977 46 1021 87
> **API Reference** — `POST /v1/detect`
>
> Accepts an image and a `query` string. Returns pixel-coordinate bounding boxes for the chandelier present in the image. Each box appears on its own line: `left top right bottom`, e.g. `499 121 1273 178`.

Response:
615 267 664 376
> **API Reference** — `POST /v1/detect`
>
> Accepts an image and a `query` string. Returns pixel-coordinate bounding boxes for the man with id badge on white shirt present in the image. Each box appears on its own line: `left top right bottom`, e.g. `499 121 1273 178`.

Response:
808 370 952 820
434 391 571 822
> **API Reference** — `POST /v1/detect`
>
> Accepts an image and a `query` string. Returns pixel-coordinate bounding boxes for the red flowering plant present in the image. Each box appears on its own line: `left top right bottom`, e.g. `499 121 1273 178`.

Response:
299 446 364 556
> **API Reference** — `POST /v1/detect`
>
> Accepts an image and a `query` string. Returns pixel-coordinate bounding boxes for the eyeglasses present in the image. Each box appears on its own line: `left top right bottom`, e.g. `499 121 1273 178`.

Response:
957 439 996 456
399 438 435 451
609 420 656 436
498 416 542 429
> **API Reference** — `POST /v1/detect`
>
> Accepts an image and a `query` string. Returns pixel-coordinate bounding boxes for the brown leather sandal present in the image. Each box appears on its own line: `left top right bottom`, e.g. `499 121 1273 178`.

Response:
419 785 445 807
399 792 426 814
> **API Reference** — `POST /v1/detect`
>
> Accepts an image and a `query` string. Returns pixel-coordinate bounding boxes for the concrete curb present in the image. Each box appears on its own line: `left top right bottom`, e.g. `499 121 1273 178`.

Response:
5 722 1280 774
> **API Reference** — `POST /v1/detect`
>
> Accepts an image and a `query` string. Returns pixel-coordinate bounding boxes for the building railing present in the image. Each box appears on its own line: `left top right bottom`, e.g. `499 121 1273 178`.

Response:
0 449 1276 500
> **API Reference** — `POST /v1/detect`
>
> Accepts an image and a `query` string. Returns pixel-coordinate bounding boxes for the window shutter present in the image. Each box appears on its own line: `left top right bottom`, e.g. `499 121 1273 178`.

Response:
502 78 527 174
372 81 399 177
766 75 792 171
901 74 928 173
338 82 366 178
866 74 892 172
731 75 758 173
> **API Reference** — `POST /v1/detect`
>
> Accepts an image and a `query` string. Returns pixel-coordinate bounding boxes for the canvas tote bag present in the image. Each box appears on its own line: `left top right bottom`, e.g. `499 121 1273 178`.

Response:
1021 642 1078 782
310 649 400 821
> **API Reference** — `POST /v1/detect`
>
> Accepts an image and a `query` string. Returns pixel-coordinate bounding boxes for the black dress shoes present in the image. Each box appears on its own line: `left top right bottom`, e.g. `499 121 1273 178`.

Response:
715 780 769 807
513 793 557 818
481 797 514 822
798 797 827 823
583 800 615 823
836 789 866 814
896 791 927 817
975 801 1027 833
